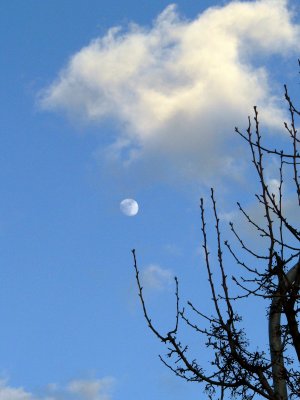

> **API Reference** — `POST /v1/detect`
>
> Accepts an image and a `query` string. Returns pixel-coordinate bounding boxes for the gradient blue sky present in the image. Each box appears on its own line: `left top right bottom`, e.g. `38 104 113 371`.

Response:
0 1 299 399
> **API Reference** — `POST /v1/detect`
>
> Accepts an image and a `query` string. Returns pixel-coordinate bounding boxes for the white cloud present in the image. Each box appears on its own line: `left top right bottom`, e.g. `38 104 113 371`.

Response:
40 0 300 184
220 191 300 256
267 178 281 198
0 380 34 400
0 378 115 400
141 264 174 290
67 378 115 400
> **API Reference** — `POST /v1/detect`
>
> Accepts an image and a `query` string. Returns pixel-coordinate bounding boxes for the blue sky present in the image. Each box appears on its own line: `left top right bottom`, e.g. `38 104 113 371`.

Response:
0 0 299 399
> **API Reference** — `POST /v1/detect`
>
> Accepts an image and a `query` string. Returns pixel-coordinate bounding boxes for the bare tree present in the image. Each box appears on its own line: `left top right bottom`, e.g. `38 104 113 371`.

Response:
132 65 300 400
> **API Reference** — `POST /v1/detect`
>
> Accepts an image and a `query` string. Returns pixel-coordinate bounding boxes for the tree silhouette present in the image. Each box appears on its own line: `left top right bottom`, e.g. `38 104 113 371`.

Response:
132 65 300 400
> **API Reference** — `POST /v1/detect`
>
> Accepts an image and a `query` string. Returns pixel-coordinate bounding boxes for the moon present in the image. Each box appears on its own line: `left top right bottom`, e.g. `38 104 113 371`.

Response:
120 198 139 216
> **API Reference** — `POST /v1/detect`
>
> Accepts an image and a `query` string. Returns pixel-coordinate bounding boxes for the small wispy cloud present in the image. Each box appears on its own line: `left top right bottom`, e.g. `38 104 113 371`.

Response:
66 377 115 400
0 377 116 400
164 243 182 257
141 264 174 291
40 0 300 185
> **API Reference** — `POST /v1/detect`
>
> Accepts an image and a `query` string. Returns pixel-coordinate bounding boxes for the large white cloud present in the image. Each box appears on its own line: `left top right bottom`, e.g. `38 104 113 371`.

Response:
40 0 300 183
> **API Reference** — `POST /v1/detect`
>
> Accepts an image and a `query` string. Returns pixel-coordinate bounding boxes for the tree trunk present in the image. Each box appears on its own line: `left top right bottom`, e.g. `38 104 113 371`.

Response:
269 261 300 400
